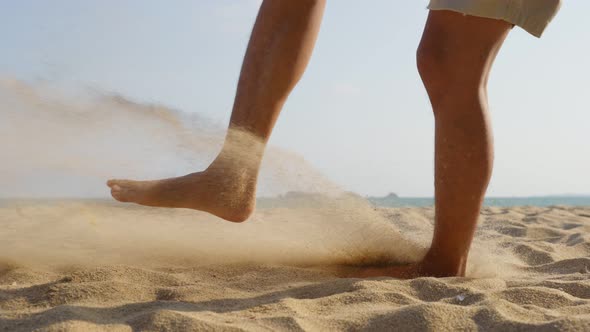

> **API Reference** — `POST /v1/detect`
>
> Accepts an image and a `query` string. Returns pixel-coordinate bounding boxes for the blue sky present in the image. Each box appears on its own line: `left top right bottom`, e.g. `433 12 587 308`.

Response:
1 1 588 197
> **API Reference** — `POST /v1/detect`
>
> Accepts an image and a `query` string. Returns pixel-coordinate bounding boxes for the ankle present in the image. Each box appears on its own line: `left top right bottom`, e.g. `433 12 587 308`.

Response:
214 128 266 172
207 152 261 182
421 249 467 277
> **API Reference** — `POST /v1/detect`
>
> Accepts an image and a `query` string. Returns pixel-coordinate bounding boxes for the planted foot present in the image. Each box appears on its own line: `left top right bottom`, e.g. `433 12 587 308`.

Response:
346 253 467 279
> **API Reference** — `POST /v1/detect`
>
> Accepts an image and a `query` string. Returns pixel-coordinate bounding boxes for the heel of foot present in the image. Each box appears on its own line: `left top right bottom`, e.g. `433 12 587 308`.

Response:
221 203 255 223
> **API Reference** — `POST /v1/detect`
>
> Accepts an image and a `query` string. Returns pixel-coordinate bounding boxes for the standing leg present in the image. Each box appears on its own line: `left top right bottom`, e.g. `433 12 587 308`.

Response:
107 0 326 222
356 10 511 278
419 10 511 277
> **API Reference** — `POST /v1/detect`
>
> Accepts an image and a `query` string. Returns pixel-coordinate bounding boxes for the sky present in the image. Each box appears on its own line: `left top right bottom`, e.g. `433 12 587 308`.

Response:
1 1 588 197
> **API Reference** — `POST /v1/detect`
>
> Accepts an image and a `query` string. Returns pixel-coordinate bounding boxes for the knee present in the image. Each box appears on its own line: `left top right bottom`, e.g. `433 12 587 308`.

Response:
417 39 454 98
416 38 484 105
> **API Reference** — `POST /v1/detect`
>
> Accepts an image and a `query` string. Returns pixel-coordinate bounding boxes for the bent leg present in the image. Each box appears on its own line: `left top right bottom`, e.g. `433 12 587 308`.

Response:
355 10 511 278
107 0 326 222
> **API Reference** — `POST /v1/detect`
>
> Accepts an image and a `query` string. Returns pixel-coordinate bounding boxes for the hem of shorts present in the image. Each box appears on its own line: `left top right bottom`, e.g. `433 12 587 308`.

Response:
427 2 556 38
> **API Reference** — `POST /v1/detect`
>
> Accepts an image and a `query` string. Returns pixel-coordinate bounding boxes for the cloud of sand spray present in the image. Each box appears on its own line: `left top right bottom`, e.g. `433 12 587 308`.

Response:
0 79 428 270
0 78 344 198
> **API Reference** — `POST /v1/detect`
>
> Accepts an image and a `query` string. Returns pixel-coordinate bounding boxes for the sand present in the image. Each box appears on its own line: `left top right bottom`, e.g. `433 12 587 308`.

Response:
1 201 590 331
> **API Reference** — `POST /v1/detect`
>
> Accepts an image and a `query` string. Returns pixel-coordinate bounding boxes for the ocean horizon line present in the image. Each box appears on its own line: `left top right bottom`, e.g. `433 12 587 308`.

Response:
1 193 590 200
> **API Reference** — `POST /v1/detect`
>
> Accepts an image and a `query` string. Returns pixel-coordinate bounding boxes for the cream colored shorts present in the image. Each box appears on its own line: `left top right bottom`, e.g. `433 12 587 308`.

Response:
428 0 562 37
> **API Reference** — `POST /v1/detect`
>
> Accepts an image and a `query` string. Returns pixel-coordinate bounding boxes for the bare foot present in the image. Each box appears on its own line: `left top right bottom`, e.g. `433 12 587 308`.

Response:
107 159 257 222
344 255 467 279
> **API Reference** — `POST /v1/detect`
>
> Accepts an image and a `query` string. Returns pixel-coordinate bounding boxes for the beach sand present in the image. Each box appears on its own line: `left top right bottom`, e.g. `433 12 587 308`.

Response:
1 201 590 331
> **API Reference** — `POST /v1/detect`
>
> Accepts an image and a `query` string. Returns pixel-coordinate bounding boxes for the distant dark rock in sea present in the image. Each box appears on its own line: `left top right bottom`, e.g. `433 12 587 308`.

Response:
367 192 399 201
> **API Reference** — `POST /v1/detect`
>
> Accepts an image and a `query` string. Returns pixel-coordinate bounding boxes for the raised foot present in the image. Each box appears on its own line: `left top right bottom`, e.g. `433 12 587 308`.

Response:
106 169 256 223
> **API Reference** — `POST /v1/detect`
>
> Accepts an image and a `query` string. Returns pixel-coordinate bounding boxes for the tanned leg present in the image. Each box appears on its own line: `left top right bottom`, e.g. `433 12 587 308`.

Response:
354 10 511 278
107 0 326 222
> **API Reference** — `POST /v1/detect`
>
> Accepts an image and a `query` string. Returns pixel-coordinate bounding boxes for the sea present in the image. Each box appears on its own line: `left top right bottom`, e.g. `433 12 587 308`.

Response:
366 196 590 208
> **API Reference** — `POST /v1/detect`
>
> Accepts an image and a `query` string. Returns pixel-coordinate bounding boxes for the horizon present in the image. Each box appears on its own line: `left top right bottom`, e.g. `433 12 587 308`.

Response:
2 192 590 200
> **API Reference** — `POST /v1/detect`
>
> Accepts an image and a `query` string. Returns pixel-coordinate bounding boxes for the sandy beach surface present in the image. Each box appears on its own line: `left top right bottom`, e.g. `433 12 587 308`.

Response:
1 200 590 331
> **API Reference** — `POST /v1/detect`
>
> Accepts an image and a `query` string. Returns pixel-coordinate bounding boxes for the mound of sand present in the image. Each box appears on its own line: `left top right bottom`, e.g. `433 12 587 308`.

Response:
2 203 590 331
